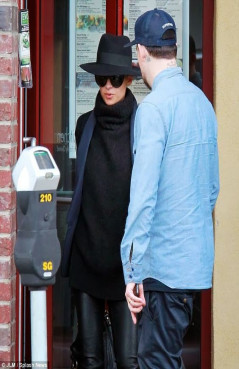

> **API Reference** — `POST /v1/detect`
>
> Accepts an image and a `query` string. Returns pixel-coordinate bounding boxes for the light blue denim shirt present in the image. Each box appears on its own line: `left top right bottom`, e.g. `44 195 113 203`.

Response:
121 67 219 289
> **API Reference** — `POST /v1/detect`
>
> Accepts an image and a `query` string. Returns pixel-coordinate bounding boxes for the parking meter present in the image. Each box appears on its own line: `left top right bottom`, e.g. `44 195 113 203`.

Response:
13 142 61 286
13 138 61 367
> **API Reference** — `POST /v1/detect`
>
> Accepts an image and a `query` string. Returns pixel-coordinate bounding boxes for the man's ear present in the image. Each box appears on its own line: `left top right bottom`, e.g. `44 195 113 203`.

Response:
137 44 148 61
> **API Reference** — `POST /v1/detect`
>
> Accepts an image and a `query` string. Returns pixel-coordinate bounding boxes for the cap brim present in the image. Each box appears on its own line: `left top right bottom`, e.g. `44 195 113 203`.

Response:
80 62 141 76
124 40 137 48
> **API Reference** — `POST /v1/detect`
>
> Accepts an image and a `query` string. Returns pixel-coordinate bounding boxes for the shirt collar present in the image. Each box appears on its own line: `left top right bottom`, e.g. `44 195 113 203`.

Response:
152 67 182 90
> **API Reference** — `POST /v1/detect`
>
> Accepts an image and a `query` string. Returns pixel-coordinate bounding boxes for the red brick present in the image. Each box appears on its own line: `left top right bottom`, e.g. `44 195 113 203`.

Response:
0 170 12 188
0 57 11 75
1 346 15 362
0 56 18 76
1 278 16 303
0 304 11 323
0 6 18 33
0 324 11 346
0 146 17 167
0 79 17 98
0 125 18 143
0 282 11 300
0 258 11 279
0 80 11 98
0 192 16 211
0 103 18 122
0 34 13 54
0 102 11 121
0 348 11 362
0 33 18 54
0 214 11 233
0 211 16 233
0 147 11 166
0 235 15 256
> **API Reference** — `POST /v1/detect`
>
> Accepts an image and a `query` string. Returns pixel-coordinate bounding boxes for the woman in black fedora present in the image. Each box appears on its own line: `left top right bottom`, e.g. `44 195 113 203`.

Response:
62 34 139 369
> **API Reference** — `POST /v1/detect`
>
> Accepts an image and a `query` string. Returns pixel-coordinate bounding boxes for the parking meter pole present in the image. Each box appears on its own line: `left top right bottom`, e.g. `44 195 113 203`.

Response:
13 137 61 367
30 289 47 365
23 136 36 147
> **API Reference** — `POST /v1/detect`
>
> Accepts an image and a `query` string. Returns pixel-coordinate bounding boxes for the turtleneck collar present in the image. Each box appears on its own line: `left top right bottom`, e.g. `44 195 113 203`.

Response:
94 88 136 130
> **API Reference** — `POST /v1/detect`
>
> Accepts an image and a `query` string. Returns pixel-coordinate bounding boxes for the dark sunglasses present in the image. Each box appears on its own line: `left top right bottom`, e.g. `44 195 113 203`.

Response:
95 75 125 88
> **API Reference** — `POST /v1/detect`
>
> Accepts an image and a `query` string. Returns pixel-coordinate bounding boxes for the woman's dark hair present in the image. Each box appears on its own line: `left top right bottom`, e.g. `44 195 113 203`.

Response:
145 30 177 59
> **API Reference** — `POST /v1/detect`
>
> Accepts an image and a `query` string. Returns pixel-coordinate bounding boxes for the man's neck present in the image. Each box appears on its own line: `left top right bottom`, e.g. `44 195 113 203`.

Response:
146 57 177 88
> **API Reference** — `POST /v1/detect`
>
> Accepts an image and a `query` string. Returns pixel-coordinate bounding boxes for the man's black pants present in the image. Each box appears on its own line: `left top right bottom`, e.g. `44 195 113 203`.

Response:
138 291 193 369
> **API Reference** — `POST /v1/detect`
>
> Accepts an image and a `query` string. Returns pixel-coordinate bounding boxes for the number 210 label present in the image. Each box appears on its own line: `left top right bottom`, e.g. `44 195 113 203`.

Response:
39 193 53 202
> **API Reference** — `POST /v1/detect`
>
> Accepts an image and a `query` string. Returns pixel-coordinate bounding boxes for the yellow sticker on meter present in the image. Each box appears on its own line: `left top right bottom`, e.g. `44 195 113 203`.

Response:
42 261 53 271
39 193 53 203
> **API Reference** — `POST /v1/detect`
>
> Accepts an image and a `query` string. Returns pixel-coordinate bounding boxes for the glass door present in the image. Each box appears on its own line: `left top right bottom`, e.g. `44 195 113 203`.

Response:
27 1 118 368
26 1 214 368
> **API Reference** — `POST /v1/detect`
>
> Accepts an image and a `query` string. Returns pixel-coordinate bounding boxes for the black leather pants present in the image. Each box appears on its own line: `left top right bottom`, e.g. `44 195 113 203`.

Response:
71 290 139 369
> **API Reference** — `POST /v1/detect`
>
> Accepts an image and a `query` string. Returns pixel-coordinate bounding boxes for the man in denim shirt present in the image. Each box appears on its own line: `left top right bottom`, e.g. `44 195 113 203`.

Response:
121 9 219 369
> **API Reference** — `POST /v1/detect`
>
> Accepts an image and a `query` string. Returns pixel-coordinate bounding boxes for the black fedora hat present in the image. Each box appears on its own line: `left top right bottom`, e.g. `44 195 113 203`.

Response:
80 33 140 76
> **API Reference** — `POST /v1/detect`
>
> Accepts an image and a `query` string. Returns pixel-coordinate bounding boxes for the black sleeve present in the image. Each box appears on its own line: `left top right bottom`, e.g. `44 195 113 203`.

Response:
75 111 92 148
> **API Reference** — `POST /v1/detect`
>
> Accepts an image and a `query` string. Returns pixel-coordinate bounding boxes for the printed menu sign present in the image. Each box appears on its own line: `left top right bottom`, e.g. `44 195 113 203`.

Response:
124 0 183 102
69 0 184 158
69 0 106 158
124 0 182 58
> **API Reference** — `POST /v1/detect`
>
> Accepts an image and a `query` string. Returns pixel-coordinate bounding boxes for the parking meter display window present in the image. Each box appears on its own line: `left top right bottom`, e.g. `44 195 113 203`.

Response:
34 150 55 169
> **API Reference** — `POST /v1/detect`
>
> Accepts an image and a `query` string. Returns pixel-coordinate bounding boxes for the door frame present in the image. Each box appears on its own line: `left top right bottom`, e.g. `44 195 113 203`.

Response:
21 1 215 368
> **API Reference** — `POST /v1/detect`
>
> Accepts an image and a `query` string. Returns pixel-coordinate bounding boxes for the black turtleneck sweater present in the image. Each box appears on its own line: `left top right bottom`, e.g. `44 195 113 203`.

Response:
69 89 136 300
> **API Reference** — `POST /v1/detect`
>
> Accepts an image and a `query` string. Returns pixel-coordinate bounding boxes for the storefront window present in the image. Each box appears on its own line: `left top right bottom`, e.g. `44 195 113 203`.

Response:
34 1 204 368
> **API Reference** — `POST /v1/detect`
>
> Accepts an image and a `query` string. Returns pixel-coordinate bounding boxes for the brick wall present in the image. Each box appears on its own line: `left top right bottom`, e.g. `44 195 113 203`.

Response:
0 0 19 361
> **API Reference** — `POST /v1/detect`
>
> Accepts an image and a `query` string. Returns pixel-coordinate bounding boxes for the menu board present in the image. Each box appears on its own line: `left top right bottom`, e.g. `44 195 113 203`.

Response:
69 0 106 158
124 0 185 103
124 0 183 59
69 0 188 158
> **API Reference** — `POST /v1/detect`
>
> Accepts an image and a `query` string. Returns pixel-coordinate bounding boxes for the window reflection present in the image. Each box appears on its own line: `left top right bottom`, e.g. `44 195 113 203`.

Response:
53 0 75 196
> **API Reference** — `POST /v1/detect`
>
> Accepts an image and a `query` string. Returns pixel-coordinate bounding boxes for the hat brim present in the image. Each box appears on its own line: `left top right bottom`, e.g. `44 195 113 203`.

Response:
80 62 140 77
124 40 137 48
124 35 177 47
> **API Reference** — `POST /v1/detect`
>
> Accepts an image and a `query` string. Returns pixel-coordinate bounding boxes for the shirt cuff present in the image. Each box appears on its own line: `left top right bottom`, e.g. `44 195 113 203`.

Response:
123 261 142 285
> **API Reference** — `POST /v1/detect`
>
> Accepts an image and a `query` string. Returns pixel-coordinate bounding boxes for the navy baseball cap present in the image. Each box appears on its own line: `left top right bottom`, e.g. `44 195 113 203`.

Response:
125 8 177 47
